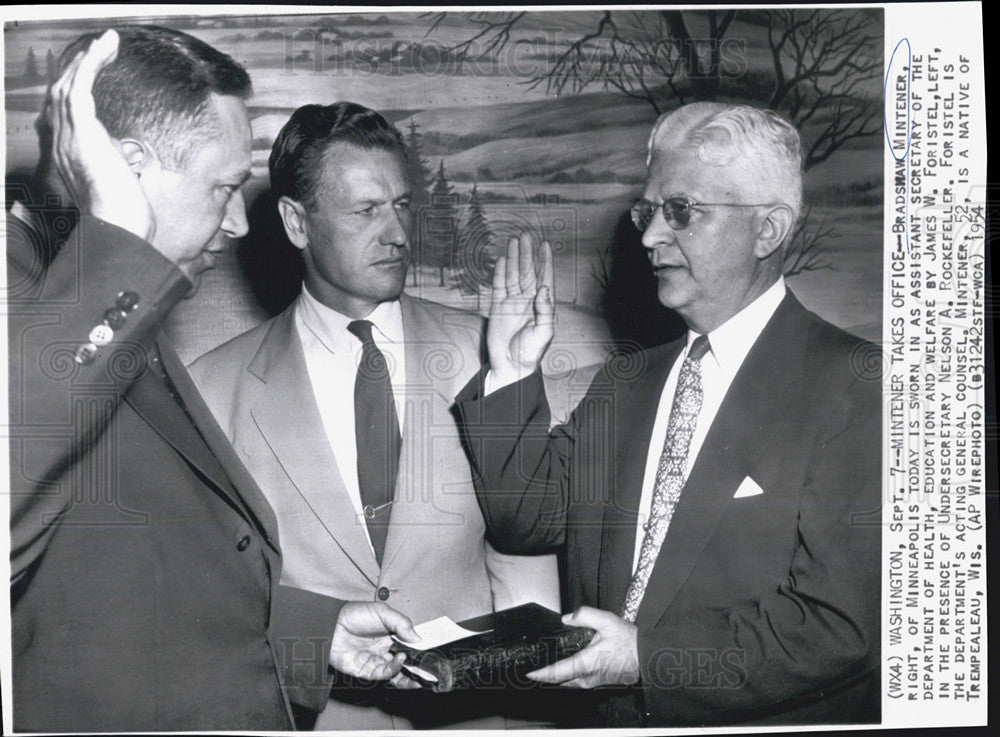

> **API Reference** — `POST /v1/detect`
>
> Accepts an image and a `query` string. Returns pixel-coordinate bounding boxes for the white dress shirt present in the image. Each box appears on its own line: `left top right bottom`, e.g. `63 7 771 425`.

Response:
631 278 787 572
294 287 406 552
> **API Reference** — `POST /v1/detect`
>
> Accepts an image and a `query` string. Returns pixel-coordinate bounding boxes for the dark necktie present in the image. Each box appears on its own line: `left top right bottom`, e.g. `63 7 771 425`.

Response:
347 319 401 565
621 335 711 622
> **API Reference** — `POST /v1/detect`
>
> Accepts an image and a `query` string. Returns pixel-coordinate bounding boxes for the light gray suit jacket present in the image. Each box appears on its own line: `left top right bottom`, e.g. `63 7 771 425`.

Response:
189 292 559 728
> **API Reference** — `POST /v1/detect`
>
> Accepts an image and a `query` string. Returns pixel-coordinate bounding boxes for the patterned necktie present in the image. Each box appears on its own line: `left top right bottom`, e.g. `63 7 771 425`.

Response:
348 319 401 566
621 335 711 622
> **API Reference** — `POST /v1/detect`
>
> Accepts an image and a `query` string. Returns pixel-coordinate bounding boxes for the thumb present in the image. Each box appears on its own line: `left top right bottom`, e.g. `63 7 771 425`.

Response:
533 285 554 329
375 604 419 643
562 605 608 629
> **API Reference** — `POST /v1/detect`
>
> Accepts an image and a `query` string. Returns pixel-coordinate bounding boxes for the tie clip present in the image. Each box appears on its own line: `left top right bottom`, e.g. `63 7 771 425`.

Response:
363 501 393 519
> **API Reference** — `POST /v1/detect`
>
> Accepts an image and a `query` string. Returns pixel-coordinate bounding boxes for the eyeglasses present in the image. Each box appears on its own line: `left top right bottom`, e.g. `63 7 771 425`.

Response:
630 197 781 231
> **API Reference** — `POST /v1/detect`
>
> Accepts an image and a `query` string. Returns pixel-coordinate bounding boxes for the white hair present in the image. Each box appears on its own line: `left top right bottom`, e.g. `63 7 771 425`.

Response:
646 102 803 223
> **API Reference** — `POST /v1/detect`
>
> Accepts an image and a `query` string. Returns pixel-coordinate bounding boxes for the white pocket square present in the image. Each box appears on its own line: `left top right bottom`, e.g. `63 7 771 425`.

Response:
733 476 764 499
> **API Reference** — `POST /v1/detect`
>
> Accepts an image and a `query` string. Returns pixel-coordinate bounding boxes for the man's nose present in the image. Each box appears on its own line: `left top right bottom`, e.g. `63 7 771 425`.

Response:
640 205 675 253
221 190 249 240
380 207 409 247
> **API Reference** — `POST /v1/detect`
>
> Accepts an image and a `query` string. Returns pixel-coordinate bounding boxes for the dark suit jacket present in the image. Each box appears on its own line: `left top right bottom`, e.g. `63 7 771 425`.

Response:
7 212 339 731
457 291 881 727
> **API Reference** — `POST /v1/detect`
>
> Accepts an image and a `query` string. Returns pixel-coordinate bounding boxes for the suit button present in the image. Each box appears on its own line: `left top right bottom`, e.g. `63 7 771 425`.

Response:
237 535 251 551
89 325 114 346
102 308 128 329
115 291 140 310
377 586 390 601
74 342 98 365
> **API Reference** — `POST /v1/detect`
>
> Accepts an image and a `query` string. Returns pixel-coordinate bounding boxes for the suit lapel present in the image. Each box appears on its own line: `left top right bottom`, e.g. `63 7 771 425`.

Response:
249 309 380 585
122 340 235 504
634 295 808 629
159 340 280 551
598 343 683 611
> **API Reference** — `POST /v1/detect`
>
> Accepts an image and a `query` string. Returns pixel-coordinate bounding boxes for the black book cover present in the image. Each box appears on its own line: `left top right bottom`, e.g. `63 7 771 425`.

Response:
389 602 595 693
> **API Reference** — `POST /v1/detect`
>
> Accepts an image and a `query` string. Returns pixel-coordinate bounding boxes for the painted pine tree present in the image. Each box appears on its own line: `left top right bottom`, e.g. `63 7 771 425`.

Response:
403 120 434 286
452 184 497 312
423 161 460 287
25 48 39 82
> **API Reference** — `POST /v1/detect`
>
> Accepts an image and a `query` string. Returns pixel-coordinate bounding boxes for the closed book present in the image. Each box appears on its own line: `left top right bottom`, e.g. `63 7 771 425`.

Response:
389 602 594 693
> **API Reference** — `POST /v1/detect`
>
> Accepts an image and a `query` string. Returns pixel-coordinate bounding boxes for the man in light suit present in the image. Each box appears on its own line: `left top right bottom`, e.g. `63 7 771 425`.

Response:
8 29 418 732
456 102 881 727
189 102 559 729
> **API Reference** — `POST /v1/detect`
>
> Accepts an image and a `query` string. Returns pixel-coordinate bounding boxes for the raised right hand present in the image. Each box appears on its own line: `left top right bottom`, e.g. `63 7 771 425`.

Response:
45 29 155 241
486 233 555 386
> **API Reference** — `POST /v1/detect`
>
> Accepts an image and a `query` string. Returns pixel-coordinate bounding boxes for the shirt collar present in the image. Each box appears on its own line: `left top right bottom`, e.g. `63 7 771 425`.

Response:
297 285 404 353
686 277 786 374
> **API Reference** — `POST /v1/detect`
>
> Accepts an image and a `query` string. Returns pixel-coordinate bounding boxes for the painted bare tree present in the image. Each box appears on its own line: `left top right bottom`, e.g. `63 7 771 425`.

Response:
426 9 881 278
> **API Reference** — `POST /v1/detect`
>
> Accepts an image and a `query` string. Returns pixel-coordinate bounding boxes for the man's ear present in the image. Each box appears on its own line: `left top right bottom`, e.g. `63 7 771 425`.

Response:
277 196 309 251
754 204 795 260
118 138 153 174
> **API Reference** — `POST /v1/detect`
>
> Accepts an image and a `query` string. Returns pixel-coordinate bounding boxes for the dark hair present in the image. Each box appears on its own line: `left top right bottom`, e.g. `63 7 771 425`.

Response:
269 102 406 211
54 25 251 169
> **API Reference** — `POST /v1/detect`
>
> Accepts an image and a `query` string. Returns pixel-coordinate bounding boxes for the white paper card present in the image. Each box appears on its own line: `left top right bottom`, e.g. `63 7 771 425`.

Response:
392 615 490 651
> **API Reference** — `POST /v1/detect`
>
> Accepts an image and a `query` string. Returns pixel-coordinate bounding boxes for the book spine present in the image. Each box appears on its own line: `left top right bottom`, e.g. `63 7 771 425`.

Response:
437 628 595 693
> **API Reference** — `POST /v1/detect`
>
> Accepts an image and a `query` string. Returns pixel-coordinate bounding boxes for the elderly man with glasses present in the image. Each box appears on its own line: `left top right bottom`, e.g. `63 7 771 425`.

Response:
455 102 881 728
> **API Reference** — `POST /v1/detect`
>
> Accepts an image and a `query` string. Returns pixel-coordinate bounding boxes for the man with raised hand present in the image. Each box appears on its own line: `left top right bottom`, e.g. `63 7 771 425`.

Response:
7 28 417 732
457 102 881 727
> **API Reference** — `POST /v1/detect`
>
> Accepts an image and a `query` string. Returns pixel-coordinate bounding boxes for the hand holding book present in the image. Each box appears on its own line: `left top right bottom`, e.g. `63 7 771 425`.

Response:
389 603 597 693
525 606 639 689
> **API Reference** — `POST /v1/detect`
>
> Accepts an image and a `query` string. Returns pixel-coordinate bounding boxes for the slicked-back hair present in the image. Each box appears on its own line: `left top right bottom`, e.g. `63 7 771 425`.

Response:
52 25 251 170
269 102 406 212
647 102 804 225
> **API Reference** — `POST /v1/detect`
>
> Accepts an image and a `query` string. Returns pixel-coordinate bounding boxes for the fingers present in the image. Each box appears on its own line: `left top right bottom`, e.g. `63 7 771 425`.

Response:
524 663 557 683
69 30 119 122
497 232 550 300
330 641 403 681
48 30 117 206
539 239 555 295
51 30 118 131
352 649 404 681
533 285 554 333
490 254 507 315
389 669 423 690
77 30 120 84
504 237 519 296
517 232 536 293
38 30 156 239
47 49 85 201
533 241 554 331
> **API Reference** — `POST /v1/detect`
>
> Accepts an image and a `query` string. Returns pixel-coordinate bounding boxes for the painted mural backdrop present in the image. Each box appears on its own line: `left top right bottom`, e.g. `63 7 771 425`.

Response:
5 9 883 367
